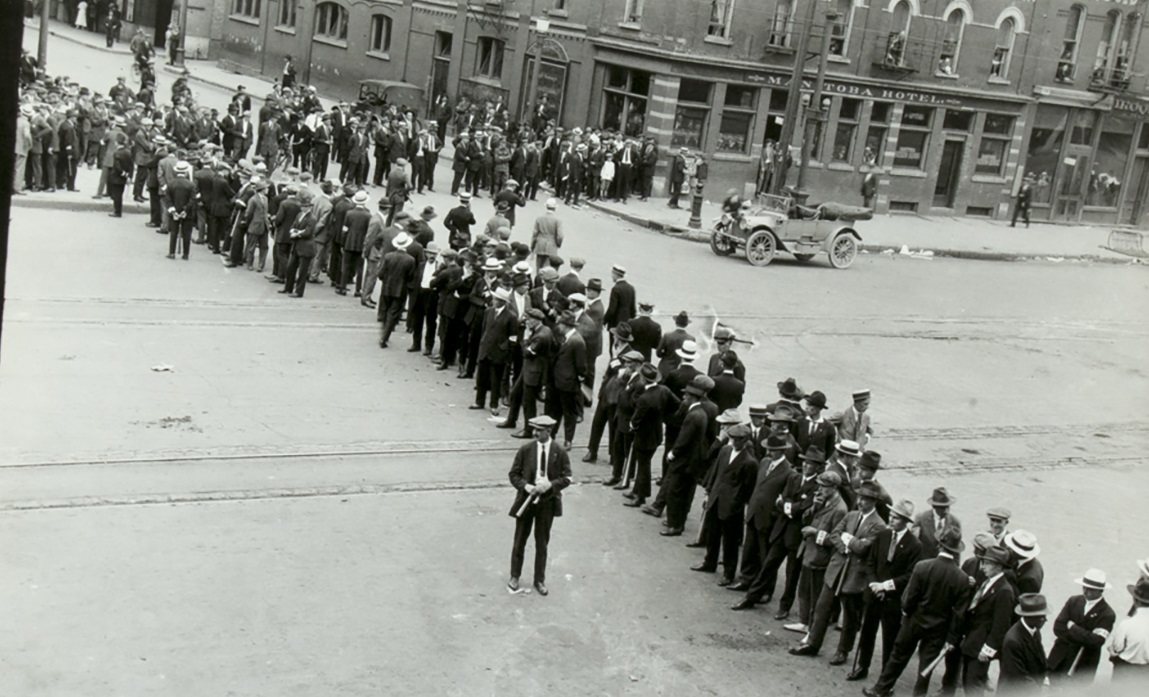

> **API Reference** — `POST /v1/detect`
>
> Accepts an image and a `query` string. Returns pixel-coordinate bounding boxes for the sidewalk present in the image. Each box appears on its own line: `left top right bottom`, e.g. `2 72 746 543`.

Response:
581 195 1137 263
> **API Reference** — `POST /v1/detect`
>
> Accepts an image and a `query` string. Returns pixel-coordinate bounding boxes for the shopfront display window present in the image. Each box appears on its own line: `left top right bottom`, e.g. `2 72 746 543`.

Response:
764 89 787 144
1026 106 1068 204
602 66 652 137
943 110 973 132
1088 114 1136 207
832 98 860 162
717 85 757 153
864 101 892 165
894 105 933 169
1070 110 1095 145
975 113 1015 176
672 79 713 149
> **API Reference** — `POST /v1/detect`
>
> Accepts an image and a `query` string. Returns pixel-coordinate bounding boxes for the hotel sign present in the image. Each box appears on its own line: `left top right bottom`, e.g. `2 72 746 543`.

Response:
745 73 963 106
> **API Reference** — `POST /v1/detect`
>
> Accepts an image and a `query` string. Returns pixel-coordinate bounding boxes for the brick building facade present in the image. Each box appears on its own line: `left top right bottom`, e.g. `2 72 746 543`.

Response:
215 0 1149 227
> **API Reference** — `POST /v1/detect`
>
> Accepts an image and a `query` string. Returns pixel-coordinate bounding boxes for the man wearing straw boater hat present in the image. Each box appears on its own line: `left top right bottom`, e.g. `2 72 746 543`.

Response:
1046 568 1115 685
997 593 1049 693
507 414 571 597
1003 529 1044 595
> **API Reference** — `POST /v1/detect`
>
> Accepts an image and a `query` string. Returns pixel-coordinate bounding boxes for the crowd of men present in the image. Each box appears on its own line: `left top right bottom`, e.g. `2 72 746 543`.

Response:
15 65 1148 695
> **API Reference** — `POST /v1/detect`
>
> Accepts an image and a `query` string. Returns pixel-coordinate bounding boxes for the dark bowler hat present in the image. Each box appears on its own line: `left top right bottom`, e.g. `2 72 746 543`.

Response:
610 321 633 341
763 434 790 451
856 481 884 501
800 446 827 464
639 363 659 381
805 390 827 410
858 451 882 471
587 278 603 292
777 377 803 400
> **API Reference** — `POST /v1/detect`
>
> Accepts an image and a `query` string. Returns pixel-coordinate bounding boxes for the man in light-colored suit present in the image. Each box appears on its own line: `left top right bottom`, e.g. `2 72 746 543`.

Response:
508 414 573 597
838 389 873 448
913 487 962 560
530 198 563 271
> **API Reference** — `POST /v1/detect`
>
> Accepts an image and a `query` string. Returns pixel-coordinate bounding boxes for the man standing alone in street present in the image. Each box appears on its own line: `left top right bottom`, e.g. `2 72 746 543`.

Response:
508 415 572 597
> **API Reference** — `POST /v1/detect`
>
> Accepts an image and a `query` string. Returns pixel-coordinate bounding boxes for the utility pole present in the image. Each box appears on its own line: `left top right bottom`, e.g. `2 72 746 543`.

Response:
174 0 190 67
773 0 819 197
38 0 50 67
793 11 838 205
524 19 549 127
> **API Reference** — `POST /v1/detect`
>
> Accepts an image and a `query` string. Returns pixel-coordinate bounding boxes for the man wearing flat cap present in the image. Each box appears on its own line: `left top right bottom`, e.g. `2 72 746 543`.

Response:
508 415 572 597
501 308 555 435
985 507 1011 544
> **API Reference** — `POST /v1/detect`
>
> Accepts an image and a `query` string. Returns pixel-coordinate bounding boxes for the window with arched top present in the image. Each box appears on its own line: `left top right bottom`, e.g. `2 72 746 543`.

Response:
1095 10 1122 80
885 0 913 67
769 1 792 48
989 18 1016 79
1113 12 1141 87
829 0 855 57
315 2 348 43
369 14 392 55
938 8 966 76
1057 5 1086 82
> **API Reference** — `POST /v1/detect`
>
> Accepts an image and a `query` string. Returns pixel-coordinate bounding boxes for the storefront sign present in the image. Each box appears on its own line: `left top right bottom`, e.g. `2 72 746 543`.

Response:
1064 157 1078 166
745 73 962 106
1113 97 1149 117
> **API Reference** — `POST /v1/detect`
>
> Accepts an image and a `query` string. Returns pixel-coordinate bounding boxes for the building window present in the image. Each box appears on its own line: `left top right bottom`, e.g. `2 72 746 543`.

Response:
1070 110 1095 145
942 110 973 132
975 113 1015 176
369 15 393 54
990 18 1017 79
894 105 932 169
672 79 712 149
475 37 505 79
554 0 567 11
233 0 261 18
1139 124 1149 151
769 1 792 48
602 66 651 137
1113 12 1140 88
829 0 854 56
435 31 453 58
938 9 965 75
864 101 891 165
1090 114 1137 206
885 0 913 66
708 1 733 39
1026 106 1068 204
832 98 861 162
764 88 787 144
276 0 295 27
623 0 643 23
315 2 348 42
718 85 757 154
1093 11 1122 84
1058 5 1086 83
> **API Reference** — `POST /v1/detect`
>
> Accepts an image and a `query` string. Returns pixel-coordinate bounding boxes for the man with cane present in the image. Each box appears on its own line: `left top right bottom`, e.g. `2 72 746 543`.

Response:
1046 568 1115 685
508 415 572 597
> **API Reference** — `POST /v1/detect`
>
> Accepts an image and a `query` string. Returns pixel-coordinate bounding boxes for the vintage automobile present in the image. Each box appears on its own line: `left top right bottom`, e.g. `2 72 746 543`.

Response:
356 79 427 115
709 194 870 269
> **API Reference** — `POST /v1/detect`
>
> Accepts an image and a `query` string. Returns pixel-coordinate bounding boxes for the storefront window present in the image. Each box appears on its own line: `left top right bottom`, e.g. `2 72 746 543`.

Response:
943 109 973 132
1139 125 1149 151
1026 106 1068 204
975 115 1013 176
864 101 892 165
672 79 713 149
764 89 787 144
718 85 757 153
894 105 933 169
602 66 652 137
1070 110 1095 145
1088 114 1136 207
832 98 861 162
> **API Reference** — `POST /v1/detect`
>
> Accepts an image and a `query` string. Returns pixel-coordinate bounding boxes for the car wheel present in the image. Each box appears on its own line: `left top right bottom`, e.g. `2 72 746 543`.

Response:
745 230 777 267
709 230 735 257
828 233 858 269
793 253 816 263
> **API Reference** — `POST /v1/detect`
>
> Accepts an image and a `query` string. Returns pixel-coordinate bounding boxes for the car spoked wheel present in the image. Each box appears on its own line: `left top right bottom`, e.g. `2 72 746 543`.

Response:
709 229 735 256
745 230 777 267
829 233 858 269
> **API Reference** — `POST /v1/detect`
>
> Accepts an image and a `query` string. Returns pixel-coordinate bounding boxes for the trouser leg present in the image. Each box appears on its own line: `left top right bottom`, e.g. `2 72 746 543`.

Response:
510 514 534 579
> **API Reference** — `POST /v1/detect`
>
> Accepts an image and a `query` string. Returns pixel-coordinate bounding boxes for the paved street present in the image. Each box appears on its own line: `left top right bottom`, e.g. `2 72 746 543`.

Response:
6 23 1149 697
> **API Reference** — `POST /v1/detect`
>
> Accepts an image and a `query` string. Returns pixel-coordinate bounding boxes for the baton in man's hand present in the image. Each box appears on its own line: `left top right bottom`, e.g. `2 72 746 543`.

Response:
1066 647 1084 677
920 645 951 679
514 489 539 518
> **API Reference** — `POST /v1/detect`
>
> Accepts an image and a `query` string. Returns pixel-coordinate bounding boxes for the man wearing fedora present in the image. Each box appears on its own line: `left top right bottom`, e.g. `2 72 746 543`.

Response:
1003 530 1044 595
280 189 317 298
798 390 838 456
769 377 806 424
628 302 662 362
851 499 921 682
625 362 679 508
661 376 714 537
472 287 519 416
377 232 416 348
339 190 371 296
947 545 1016 696
693 423 757 585
767 411 801 465
913 487 962 560
508 414 572 597
656 311 694 378
1046 568 1115 685
546 311 588 450
853 452 892 521
1108 577 1149 681
997 593 1049 694
865 526 971 697
730 433 794 591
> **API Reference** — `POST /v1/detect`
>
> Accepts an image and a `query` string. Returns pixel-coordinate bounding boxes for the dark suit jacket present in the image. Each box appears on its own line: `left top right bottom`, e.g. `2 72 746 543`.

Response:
604 279 636 328
709 373 745 412
998 622 1047 694
825 509 888 593
274 199 301 245
868 528 922 600
900 554 971 633
745 457 792 533
628 315 662 362
551 330 587 393
520 325 555 387
556 272 586 297
705 445 757 520
431 265 465 319
669 404 712 479
478 306 519 363
507 440 572 517
630 384 679 451
770 472 819 546
209 174 235 217
377 250 415 298
912 511 963 560
656 328 694 377
1011 559 1044 595
955 575 1017 658
576 312 602 360
797 417 837 457
1047 595 1115 678
662 363 700 400
707 353 747 383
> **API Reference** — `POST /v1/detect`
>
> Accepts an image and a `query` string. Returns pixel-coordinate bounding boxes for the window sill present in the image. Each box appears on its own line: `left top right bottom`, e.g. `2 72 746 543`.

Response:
827 162 855 172
764 43 795 55
889 168 928 178
466 75 504 87
617 21 642 32
711 152 752 162
274 26 296 36
987 76 1010 85
971 174 1006 184
313 35 349 49
547 10 569 19
934 72 958 80
704 35 733 46
229 15 260 27
366 50 392 62
828 54 850 65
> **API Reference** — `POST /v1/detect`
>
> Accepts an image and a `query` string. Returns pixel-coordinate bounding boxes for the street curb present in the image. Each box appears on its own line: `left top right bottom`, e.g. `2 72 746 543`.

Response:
582 200 1137 265
12 196 150 214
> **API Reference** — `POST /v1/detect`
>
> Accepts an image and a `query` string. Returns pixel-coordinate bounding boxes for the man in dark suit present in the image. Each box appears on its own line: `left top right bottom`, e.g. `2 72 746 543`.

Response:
625 363 679 507
431 251 467 370
656 311 695 379
948 546 1016 696
709 351 745 412
863 527 971 697
106 133 133 217
1046 569 1115 685
502 309 554 435
472 288 520 415
164 161 197 260
668 147 688 208
556 257 587 297
661 379 713 537
603 265 636 348
546 312 587 449
693 425 757 584
730 434 793 590
377 232 416 348
638 135 658 200
269 185 301 283
850 499 923 682
797 390 837 455
912 487 962 560
279 189 317 298
208 162 235 255
628 302 662 362
997 594 1049 694
507 415 573 597
1004 530 1044 595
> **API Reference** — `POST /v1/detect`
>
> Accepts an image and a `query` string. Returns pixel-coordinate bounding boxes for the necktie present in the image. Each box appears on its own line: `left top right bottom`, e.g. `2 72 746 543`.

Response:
970 579 990 609
537 445 548 483
888 531 899 562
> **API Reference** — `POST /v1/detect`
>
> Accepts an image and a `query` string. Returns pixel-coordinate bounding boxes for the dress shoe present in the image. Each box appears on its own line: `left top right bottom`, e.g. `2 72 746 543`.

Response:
165 254 175 259
581 452 597 463
435 364 450 371
379 341 388 348
511 430 532 439
623 499 644 508
468 404 485 410
407 346 421 352
601 478 620 487
290 293 304 298
611 482 628 490
731 599 756 611
789 644 818 657
727 581 750 592
717 577 734 587
641 505 662 518
846 668 868 682
774 610 791 621
533 581 548 596
828 652 848 666
622 492 636 500
660 528 683 537
495 421 516 429
782 622 808 634
690 563 716 573
107 213 122 218
277 289 290 294
861 688 891 697
685 541 705 548
507 577 519 591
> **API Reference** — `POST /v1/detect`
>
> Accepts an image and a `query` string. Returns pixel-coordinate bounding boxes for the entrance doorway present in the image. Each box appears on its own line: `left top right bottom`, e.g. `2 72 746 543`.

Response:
1053 146 1092 221
933 139 964 208
1123 156 1149 227
153 0 174 48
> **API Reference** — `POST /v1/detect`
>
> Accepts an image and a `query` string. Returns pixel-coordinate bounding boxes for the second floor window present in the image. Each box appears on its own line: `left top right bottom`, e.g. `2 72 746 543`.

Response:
938 9 965 75
276 0 295 27
708 0 733 39
990 18 1016 79
623 0 643 24
769 1 792 48
369 15 392 54
233 0 261 19
1058 5 1086 82
829 0 854 57
315 2 348 42
885 1 913 67
476 37 505 79
1094 10 1122 80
